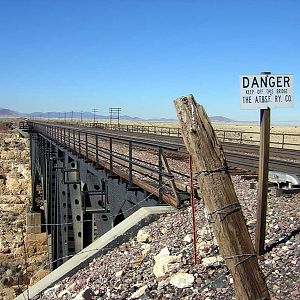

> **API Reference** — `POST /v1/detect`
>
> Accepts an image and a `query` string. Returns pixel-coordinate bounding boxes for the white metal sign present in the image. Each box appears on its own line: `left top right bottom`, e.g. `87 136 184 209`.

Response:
240 74 294 109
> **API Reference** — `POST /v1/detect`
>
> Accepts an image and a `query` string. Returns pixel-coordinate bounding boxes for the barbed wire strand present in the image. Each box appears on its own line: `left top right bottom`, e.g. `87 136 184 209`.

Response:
18 165 288 299
18 217 284 299
16 179 175 298
20 215 209 277
26 178 174 228
24 246 281 300
24 244 216 299
21 226 30 300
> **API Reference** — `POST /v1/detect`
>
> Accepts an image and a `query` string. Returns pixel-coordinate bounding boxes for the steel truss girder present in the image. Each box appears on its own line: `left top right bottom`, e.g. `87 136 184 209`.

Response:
29 131 161 270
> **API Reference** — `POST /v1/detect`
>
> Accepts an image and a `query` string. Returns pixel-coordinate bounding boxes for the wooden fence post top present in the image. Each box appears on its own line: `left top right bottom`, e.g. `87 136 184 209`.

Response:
174 94 227 163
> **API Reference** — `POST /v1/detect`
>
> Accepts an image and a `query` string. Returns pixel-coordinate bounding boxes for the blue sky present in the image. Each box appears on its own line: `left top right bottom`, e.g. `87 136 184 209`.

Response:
0 0 299 122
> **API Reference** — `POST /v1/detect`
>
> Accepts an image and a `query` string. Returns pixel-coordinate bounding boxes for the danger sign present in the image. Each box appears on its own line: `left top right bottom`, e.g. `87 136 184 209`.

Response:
240 74 294 109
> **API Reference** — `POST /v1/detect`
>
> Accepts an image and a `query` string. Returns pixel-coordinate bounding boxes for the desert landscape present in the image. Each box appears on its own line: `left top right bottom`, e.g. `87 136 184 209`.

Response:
0 118 299 299
1 2 299 299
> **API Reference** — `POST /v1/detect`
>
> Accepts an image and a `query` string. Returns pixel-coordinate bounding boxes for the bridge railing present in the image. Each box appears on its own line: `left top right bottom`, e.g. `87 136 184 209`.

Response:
19 121 30 130
85 122 181 137
214 130 300 150
68 121 300 150
20 120 300 150
27 121 181 205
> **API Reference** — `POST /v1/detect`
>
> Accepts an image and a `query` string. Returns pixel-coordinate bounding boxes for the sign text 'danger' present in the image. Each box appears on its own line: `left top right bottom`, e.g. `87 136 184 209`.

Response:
240 74 294 109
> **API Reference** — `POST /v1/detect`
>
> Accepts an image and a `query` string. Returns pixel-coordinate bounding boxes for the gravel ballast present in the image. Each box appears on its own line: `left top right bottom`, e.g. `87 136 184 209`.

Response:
35 175 299 300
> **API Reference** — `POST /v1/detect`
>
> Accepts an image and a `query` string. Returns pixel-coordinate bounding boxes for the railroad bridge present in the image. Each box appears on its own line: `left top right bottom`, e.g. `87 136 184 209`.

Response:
19 120 300 271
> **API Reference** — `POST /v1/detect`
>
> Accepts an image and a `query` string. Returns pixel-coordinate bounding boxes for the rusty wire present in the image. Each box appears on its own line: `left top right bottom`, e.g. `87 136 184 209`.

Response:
189 155 198 265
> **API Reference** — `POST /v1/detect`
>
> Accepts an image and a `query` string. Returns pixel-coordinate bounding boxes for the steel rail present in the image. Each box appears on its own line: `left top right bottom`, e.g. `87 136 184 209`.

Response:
64 124 300 163
225 151 300 177
42 122 180 152
23 121 300 179
42 121 300 161
46 120 300 150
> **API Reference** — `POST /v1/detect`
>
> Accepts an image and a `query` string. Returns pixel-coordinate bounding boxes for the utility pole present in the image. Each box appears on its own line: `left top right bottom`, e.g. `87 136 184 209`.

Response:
80 111 83 122
109 107 121 127
92 108 98 124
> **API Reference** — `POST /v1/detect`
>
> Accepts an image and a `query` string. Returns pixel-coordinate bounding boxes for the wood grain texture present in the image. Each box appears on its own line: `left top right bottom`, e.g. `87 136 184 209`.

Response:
174 94 270 300
256 108 270 255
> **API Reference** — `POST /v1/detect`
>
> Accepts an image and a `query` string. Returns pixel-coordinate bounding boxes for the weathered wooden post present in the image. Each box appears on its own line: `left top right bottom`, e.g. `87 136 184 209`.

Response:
255 106 270 255
174 94 270 300
255 71 271 255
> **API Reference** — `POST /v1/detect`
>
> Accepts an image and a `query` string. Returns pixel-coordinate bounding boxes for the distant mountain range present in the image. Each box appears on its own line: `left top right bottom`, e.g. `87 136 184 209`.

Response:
0 108 20 117
0 107 236 123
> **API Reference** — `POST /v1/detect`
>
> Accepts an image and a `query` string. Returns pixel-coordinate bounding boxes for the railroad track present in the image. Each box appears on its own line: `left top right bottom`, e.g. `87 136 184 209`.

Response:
23 121 300 178
64 124 300 177
57 122 300 160
20 121 300 209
